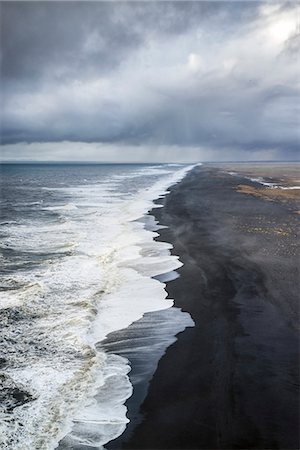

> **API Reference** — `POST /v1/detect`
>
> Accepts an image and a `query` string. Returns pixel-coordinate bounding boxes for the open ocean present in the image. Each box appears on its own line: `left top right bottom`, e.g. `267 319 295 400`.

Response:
0 163 194 449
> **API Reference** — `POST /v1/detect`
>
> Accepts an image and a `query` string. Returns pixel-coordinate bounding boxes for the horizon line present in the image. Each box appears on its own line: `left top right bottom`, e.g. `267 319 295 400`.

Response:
1 160 300 165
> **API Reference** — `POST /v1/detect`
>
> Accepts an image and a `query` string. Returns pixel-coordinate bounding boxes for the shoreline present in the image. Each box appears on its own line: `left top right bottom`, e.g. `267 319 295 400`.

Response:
108 164 299 449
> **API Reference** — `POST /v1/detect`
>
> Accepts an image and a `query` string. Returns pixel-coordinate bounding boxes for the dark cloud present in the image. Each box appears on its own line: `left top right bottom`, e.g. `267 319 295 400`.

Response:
1 2 140 81
1 1 299 160
1 1 258 81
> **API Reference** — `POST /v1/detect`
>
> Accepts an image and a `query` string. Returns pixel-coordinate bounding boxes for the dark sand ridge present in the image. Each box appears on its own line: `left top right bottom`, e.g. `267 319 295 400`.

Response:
107 164 299 450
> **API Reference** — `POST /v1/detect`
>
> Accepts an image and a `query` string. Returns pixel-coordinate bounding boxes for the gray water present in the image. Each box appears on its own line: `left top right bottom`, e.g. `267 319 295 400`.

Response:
0 163 193 449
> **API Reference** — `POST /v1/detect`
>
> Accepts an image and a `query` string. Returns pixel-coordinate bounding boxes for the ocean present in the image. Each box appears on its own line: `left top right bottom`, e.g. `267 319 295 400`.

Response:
0 163 194 449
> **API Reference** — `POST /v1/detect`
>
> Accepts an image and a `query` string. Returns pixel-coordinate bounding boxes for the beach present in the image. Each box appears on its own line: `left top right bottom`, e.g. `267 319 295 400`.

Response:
108 163 299 450
3 1 300 448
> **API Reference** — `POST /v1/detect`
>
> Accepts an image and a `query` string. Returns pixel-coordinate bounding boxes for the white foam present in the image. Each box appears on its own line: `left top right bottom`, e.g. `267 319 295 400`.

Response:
60 354 132 449
42 203 79 211
249 177 277 187
0 163 195 450
277 185 300 190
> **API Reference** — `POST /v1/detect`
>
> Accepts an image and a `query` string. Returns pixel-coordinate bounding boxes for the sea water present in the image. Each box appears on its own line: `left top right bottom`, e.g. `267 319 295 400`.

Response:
0 163 194 450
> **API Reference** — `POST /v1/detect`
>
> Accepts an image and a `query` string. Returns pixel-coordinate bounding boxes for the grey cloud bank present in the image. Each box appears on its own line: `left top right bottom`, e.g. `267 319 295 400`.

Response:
1 1 299 162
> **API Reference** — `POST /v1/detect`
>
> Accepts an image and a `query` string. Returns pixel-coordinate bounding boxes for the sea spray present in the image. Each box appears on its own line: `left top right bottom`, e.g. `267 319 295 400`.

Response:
0 164 194 449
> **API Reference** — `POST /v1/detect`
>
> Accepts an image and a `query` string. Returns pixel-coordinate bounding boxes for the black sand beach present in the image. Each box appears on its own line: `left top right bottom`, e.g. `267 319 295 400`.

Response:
108 164 299 450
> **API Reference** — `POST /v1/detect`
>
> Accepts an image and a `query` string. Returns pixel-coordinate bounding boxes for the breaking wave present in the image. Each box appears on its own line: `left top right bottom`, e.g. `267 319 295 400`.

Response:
0 164 194 449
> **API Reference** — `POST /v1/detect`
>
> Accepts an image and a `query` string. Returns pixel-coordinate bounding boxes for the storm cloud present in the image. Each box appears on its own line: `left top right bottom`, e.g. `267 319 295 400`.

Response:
1 1 299 161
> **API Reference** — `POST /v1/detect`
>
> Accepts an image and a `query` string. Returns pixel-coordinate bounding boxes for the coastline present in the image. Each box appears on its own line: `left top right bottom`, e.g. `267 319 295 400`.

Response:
0 163 194 450
108 164 299 449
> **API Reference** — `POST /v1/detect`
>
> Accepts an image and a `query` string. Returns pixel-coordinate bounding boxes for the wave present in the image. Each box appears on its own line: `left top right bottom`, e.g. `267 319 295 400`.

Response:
42 203 79 211
0 164 194 449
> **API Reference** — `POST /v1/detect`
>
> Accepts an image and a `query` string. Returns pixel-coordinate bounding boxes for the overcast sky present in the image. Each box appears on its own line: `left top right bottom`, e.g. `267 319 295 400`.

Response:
1 1 299 162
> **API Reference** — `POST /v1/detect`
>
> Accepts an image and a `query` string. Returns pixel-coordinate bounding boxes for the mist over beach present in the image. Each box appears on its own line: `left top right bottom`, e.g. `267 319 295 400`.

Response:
0 1 299 449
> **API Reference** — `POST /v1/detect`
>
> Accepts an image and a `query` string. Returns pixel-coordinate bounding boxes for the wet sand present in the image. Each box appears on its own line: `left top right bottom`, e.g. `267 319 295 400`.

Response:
108 164 299 450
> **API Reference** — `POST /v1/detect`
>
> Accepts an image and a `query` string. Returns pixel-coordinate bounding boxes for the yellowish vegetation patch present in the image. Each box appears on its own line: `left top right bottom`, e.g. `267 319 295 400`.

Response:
236 184 300 201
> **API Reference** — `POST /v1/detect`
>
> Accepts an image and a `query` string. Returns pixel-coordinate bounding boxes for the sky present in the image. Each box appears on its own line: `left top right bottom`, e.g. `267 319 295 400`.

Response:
1 1 299 162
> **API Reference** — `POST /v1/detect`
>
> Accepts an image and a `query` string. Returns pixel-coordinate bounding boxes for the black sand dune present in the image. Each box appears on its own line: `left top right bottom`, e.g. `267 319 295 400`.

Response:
108 165 299 450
